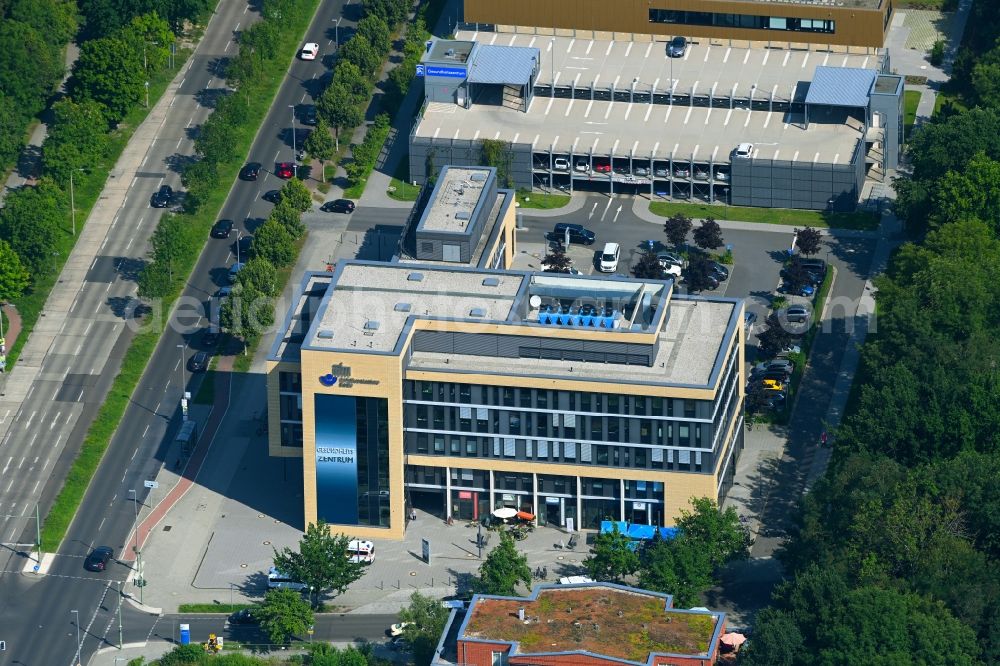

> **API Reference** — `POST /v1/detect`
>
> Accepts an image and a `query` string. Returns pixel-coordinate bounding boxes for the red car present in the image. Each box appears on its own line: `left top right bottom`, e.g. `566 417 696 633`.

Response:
593 161 611 173
275 162 295 179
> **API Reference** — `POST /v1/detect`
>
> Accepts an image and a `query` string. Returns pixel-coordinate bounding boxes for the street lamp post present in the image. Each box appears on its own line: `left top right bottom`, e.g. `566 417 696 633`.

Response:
550 38 555 96
177 343 186 390
144 81 150 108
71 609 81 665
333 17 342 50
128 489 145 604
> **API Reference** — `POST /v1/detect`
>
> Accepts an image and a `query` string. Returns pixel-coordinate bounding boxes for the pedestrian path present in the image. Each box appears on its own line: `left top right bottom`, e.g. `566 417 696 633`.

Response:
120 355 234 563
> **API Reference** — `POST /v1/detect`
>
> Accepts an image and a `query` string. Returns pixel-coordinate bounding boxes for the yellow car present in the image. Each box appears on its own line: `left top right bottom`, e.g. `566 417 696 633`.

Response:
762 378 785 392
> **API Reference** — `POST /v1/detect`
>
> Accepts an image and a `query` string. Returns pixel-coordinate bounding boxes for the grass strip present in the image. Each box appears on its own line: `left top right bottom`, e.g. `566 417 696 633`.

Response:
178 603 251 613
903 90 921 139
39 0 321 552
3 53 191 370
649 201 879 231
515 191 570 210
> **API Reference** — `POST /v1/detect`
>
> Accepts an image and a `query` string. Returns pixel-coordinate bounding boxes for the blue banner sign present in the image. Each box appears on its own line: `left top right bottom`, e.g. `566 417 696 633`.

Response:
315 394 359 525
415 64 425 77
426 65 467 79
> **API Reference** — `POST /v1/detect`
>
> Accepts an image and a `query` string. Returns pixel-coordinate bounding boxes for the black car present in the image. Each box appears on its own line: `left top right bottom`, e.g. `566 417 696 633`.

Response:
709 261 730 281
187 351 209 372
552 223 596 245
229 608 256 624
301 105 317 126
321 198 356 213
233 234 253 259
211 219 234 238
262 189 282 204
84 546 114 572
150 185 173 208
239 162 262 181
667 36 688 58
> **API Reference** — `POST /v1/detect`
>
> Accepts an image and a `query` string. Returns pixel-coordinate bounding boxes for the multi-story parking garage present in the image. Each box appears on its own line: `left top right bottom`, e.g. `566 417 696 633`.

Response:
409 33 902 211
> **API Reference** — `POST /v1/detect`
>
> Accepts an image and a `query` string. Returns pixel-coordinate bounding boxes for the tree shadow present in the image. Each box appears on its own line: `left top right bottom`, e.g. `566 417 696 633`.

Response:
114 257 146 282
445 568 478 599
196 87 229 109
165 152 198 175
106 295 144 319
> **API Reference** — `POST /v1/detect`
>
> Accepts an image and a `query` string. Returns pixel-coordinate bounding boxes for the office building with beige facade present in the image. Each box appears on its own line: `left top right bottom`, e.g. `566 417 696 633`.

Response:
266 166 746 541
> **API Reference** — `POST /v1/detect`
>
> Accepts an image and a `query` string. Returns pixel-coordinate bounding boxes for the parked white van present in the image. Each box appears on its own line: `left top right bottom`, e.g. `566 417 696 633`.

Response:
598 242 620 272
347 539 375 564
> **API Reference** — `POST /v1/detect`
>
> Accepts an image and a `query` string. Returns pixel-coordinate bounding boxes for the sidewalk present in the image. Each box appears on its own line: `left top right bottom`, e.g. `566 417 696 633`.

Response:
0 304 21 367
0 43 79 206
120 355 234 565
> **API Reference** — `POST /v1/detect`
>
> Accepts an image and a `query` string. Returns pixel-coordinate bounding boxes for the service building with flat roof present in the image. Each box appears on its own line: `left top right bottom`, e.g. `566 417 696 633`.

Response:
411 34 902 211
434 582 727 666
464 0 894 49
266 167 746 541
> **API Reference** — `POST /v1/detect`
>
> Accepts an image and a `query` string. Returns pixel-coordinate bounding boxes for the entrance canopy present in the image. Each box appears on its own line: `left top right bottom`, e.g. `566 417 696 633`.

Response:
805 66 876 109
467 44 539 86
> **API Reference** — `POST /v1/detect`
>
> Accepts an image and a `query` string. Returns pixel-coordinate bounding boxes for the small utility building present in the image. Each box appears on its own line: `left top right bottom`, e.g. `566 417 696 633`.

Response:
421 39 539 111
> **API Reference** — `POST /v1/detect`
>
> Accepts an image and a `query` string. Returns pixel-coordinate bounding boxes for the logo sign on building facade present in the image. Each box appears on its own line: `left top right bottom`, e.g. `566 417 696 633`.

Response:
319 363 380 389
425 65 467 79
415 64 425 77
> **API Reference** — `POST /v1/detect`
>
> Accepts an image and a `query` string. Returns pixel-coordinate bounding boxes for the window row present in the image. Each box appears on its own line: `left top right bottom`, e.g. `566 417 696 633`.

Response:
408 434 708 472
649 9 836 34
408 381 706 419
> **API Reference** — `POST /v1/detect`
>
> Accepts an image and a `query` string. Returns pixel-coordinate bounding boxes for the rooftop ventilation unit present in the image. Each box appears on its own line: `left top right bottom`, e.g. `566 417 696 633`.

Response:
469 308 486 318
482 277 500 287
470 173 487 182
394 303 412 312
456 211 471 220
317 330 334 339
408 272 424 282
364 320 381 331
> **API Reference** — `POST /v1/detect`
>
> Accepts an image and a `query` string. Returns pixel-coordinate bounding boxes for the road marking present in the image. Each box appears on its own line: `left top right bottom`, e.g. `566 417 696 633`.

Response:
624 103 633 120
644 43 652 59
762 50 769 66
566 38 575 52
801 53 809 68
744 110 752 128
24 410 36 431
225 40 232 51
663 105 672 123
2 458 10 475
99 517 106 532
584 100 593 118
704 46 711 62
50 412 61 430
764 111 773 128
132 447 139 460
136 216 143 230
683 107 693 124
18 456 25 469
143 424 150 438
644 104 653 122
586 41 593 55
782 51 790 67
32 479 40 495
605 41 613 56
603 101 614 119
624 43 632 57
544 97 554 115
723 48 731 64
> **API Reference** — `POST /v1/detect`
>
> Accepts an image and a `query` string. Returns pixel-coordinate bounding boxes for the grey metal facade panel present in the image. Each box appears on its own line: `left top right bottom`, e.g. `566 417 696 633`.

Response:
454 333 500 356
412 330 455 353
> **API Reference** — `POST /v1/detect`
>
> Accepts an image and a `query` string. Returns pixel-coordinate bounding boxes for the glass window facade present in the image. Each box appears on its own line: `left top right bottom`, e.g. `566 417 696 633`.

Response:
650 8 836 34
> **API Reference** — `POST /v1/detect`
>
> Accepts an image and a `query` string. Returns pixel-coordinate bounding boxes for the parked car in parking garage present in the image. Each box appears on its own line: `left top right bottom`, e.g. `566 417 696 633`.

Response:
674 166 690 177
574 160 590 173
654 167 668 178
693 168 709 180
715 170 729 181
553 157 569 171
667 36 688 58
594 161 611 173
633 166 649 177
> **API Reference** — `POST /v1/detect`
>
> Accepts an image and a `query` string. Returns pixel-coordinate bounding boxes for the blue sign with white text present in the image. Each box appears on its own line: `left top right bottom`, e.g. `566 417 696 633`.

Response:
426 65 467 79
315 394 359 525
415 64 425 77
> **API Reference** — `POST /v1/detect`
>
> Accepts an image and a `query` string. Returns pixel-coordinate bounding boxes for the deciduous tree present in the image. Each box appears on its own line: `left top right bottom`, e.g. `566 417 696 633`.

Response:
0 179 66 276
638 535 713 608
254 588 314 645
692 217 724 251
70 36 146 122
663 213 692 248
399 592 451 666
279 178 313 212
542 243 573 273
251 219 296 268
0 239 30 303
675 497 749 568
683 255 717 292
794 227 823 256
220 282 274 352
236 257 278 297
477 532 532 596
268 200 306 239
632 248 667 279
43 99 109 184
0 20 63 117
273 521 367 608
583 525 639 583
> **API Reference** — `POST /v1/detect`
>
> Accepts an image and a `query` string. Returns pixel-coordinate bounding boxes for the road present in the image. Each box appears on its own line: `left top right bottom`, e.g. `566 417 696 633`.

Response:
0 1 358 664
151 612 397 647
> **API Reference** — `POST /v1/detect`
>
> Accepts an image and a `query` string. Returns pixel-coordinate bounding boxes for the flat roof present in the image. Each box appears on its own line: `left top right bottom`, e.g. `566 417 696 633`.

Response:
805 66 876 107
414 96 862 165
309 264 523 352
468 43 539 86
459 31 883 102
407 297 735 388
419 167 489 233
461 585 721 664
270 273 332 362
427 39 474 63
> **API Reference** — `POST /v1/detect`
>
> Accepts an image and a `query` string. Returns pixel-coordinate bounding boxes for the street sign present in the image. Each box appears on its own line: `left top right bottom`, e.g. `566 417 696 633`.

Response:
421 538 430 564
143 480 159 489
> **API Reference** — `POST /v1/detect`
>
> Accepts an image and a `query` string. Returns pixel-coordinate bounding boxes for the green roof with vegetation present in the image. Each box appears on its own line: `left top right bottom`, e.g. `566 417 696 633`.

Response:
462 586 718 663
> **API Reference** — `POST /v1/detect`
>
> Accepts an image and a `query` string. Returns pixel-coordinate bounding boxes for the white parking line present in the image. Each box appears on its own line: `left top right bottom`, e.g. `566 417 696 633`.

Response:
782 51 790 67
544 97 555 115
605 42 613 56
584 100 594 117
801 53 809 68
643 105 653 122
683 107 693 124
624 103 633 120
763 111 773 128
567 38 575 52
644 43 652 59
586 41 593 55
624 43 633 57
723 47 731 64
